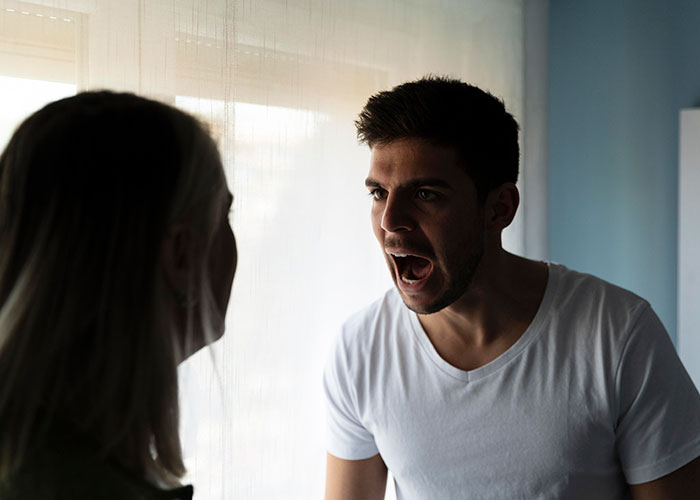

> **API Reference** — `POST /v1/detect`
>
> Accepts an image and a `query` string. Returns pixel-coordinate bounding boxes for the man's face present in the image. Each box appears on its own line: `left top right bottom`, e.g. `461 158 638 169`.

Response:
366 138 484 314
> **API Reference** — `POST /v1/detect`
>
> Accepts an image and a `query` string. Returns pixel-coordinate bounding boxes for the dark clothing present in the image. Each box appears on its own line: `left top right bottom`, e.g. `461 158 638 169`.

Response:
0 423 192 500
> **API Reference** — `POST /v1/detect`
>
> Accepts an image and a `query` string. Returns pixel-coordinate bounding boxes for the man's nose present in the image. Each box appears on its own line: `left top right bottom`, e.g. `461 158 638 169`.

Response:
381 194 414 233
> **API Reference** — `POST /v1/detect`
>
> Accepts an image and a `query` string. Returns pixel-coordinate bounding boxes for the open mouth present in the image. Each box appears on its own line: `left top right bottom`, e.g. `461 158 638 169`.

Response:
388 252 433 285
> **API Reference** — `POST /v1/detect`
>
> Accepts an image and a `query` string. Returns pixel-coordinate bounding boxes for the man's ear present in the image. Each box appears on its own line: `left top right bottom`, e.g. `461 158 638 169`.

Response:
161 223 192 294
484 183 519 233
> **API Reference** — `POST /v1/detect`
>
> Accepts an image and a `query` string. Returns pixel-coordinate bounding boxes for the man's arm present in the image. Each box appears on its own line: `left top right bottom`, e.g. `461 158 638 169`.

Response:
325 452 388 500
630 456 700 499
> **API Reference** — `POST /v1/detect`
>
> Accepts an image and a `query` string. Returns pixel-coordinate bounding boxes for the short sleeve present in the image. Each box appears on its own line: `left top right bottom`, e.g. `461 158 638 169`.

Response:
614 304 700 484
323 332 379 460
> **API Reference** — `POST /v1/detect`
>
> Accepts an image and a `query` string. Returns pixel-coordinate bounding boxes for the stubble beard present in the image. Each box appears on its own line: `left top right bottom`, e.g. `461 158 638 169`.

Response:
400 237 485 315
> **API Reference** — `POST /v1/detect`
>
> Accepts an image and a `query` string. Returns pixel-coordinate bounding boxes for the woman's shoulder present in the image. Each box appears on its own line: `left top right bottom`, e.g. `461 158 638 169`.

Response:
2 438 192 500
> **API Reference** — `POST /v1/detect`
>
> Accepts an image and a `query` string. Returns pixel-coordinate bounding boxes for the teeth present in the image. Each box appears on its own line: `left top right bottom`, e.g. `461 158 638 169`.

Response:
401 271 419 284
389 252 409 257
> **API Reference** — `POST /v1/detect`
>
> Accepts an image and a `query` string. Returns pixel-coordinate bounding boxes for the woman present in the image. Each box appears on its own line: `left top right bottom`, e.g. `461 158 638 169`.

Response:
0 92 237 499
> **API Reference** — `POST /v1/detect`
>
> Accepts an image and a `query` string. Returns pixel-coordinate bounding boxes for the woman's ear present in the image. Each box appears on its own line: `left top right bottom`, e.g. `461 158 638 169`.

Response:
161 223 192 295
484 182 520 233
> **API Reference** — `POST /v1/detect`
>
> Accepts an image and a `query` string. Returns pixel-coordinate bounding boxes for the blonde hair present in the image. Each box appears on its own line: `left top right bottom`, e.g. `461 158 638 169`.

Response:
0 92 227 485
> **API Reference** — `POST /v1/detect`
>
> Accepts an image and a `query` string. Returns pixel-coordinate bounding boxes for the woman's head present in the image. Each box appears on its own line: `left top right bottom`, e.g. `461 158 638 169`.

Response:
0 91 236 483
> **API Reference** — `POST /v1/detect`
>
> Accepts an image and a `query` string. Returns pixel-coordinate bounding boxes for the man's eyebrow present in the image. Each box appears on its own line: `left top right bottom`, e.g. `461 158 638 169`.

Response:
364 177 452 189
404 178 452 189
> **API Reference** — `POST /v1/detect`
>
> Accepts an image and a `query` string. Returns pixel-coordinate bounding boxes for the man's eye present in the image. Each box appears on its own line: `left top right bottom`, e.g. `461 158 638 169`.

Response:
417 189 438 201
369 189 386 200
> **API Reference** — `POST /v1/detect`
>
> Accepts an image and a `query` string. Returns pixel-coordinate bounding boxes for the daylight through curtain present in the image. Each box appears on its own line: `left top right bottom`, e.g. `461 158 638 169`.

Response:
0 0 524 497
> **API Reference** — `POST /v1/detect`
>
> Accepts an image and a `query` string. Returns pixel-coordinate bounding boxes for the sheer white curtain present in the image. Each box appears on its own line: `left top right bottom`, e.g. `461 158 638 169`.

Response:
0 0 524 497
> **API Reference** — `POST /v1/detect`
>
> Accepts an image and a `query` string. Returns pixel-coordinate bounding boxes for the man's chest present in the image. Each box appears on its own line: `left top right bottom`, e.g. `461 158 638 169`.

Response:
354 351 628 498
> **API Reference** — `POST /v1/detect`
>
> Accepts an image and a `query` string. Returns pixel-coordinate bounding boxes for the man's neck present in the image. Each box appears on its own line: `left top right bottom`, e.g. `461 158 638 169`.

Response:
416 251 548 371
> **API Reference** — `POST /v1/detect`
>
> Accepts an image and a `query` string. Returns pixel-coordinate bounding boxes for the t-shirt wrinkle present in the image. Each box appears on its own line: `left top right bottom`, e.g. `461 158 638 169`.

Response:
612 301 650 428
625 432 700 482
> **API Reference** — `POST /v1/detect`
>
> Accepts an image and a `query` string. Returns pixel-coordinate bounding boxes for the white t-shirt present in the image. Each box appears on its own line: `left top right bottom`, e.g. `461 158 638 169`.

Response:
324 263 700 499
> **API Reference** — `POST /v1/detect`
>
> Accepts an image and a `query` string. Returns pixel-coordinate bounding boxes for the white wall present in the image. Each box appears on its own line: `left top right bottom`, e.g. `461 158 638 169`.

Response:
679 108 700 388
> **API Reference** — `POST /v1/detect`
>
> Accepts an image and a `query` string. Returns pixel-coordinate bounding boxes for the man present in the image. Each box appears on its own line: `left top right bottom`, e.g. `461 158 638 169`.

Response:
323 77 700 499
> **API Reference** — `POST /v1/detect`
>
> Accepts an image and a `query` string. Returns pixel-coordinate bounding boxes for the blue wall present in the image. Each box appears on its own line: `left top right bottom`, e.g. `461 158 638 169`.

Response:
549 0 700 343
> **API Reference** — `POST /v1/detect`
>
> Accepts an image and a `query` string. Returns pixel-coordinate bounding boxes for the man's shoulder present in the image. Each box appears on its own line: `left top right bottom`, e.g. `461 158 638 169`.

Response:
344 287 403 325
549 262 651 329
552 263 647 305
335 288 405 352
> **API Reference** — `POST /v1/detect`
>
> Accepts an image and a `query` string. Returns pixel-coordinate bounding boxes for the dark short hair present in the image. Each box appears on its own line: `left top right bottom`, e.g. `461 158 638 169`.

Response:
355 76 519 201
